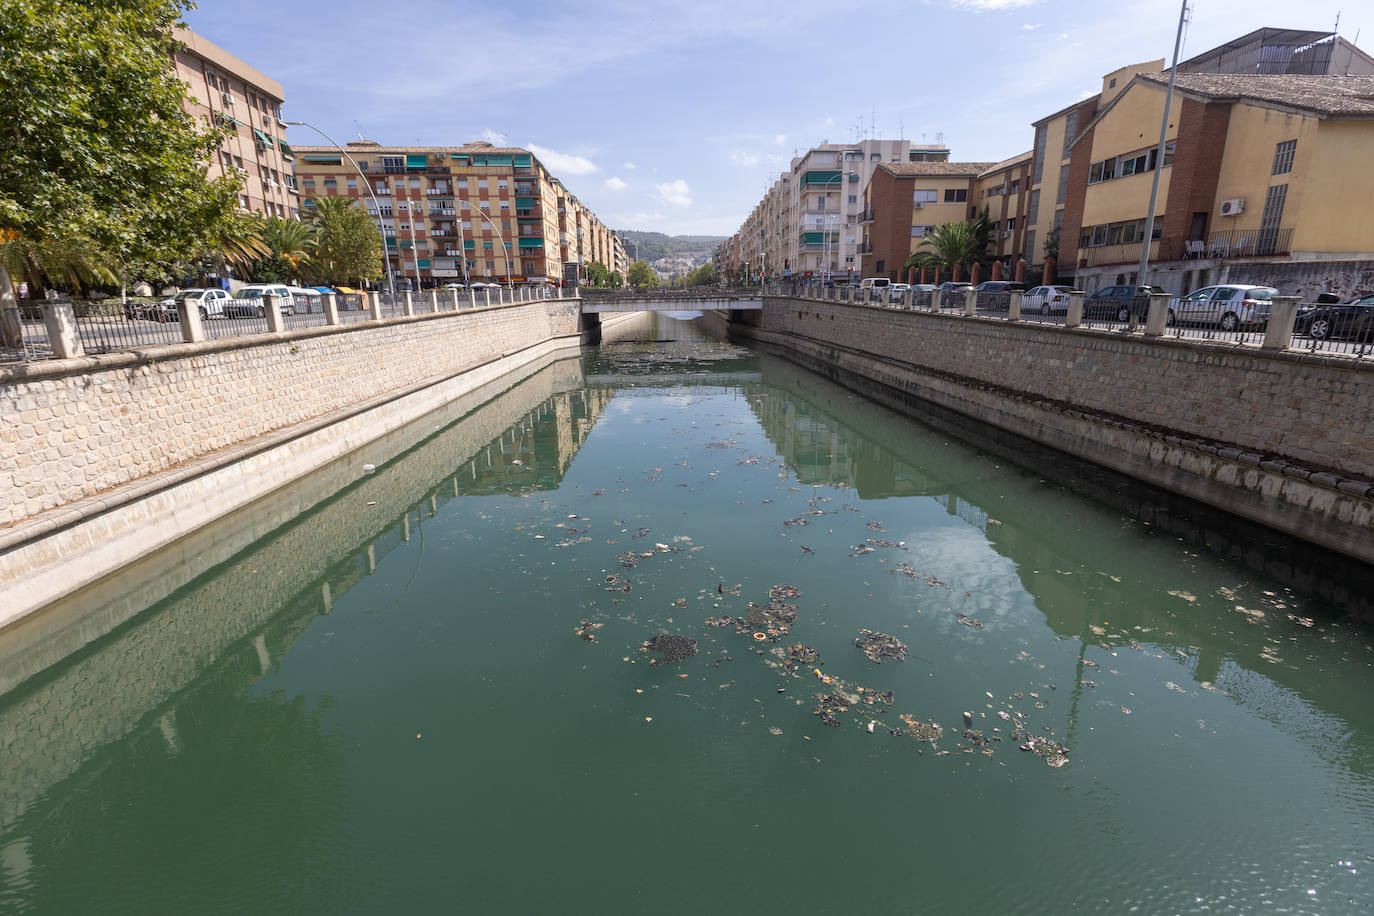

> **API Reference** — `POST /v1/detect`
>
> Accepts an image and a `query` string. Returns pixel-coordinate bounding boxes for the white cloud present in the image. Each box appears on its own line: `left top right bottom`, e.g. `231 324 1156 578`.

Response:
654 179 692 207
526 143 599 175
951 0 1038 10
623 161 637 169
481 128 507 145
1022 23 1040 30
603 176 628 191
729 150 759 166
773 133 787 145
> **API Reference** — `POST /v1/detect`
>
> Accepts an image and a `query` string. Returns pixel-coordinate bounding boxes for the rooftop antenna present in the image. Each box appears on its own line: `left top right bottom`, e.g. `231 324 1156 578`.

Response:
872 105 877 139
353 120 366 142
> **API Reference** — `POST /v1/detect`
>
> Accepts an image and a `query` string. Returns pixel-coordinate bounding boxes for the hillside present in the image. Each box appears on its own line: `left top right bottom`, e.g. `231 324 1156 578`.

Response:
615 230 724 265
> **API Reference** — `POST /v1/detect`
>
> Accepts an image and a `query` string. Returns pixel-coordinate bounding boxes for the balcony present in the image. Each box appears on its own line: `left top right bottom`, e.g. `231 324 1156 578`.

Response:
427 187 451 196
1079 227 1293 267
859 207 875 223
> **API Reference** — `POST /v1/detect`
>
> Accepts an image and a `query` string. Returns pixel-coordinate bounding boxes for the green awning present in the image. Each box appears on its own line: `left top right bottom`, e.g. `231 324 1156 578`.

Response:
417 259 431 269
848 173 859 182
385 237 397 247
473 154 512 167
451 153 470 162
303 154 342 164
802 232 825 244
515 197 537 210
406 154 428 169
463 240 475 250
399 239 413 249
279 141 293 157
518 238 544 248
252 128 274 147
800 170 841 188
514 154 532 168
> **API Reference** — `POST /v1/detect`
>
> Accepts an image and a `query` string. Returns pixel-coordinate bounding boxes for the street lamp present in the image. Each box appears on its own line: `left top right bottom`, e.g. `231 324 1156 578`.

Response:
461 203 513 288
283 120 395 300
813 170 854 281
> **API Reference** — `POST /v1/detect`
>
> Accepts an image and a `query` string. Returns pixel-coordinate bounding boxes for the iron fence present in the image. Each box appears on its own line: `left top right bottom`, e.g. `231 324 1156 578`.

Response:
975 291 1012 314
0 309 53 362
1291 310 1374 359
76 310 183 353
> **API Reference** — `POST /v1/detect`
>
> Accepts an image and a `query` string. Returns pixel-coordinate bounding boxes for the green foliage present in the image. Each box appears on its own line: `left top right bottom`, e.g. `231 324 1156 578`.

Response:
584 260 610 287
259 216 320 269
307 197 383 286
607 270 623 289
0 0 240 267
613 231 725 264
683 262 716 286
912 221 980 277
626 261 658 288
1042 224 1060 262
247 253 295 284
971 207 994 267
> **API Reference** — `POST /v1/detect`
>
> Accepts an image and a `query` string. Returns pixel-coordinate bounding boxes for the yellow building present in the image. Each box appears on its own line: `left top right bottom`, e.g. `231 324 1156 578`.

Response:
292 141 624 288
1065 73 1374 294
973 152 1034 267
172 28 299 219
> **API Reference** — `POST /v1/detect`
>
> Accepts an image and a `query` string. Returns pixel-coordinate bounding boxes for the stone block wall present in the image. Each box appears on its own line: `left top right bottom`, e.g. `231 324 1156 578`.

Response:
753 298 1374 481
0 299 581 529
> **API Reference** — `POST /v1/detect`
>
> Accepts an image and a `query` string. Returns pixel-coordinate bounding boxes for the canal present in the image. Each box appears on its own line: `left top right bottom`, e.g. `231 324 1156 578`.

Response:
2 313 1372 914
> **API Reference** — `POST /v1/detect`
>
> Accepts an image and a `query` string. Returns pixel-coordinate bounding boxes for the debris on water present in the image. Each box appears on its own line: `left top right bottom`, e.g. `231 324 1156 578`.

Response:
955 613 983 629
1167 590 1198 603
962 711 974 728
739 599 798 639
800 546 814 554
962 729 991 750
705 615 734 628
1020 735 1069 767
633 527 651 539
769 583 801 601
645 633 698 666
813 693 848 727
1288 614 1314 627
1166 681 1187 693
673 598 688 609
867 539 906 549
575 620 603 641
604 573 632 593
782 517 809 528
855 629 907 663
616 551 641 569
900 714 942 743
768 726 783 736
987 518 1002 526
849 544 875 557
866 520 885 531
783 643 823 671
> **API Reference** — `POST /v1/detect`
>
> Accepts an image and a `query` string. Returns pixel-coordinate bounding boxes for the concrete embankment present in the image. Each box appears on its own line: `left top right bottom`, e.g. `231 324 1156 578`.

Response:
726 297 1374 564
0 299 589 623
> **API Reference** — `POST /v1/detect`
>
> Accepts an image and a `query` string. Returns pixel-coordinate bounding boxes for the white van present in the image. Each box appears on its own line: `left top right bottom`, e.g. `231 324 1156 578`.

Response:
225 283 295 318
859 277 891 289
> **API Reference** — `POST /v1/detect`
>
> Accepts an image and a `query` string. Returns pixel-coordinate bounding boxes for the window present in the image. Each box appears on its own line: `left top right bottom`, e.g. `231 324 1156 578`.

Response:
499 201 510 210
408 178 420 189
1272 139 1296 175
1033 123 1047 184
399 223 409 231
911 225 933 237
346 177 357 189
477 179 488 189
397 201 408 210
220 151 232 168
1024 229 1036 260
1006 217 1017 231
323 178 337 189
1009 179 1020 195
1063 111 1078 154
497 179 508 190
814 195 825 209
943 188 967 202
382 156 404 174
848 195 857 204
457 179 468 190
870 153 880 161
1057 164 1069 205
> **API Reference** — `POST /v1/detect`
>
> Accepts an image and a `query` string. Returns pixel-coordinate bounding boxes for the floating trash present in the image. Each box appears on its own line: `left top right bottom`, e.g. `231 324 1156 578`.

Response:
575 620 603 642
362 463 376 474
784 643 822 671
813 693 848 727
955 613 984 629
704 615 734 628
855 629 907 663
645 633 698 666
769 583 801 601
1020 734 1070 767
900 714 942 743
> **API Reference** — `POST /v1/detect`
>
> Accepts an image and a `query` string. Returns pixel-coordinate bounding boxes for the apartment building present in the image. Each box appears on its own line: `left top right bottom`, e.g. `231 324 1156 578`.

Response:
1063 72 1374 294
974 152 1034 268
172 28 298 219
720 140 949 281
292 141 625 287
858 161 994 280
1025 27 1374 282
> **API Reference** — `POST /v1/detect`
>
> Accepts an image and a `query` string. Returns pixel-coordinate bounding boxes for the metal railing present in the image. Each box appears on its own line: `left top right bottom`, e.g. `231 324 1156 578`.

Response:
765 284 1370 360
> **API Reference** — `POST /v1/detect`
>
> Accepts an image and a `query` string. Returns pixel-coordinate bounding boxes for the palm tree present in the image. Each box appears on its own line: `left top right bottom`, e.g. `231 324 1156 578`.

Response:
258 216 320 279
210 210 271 276
1 231 117 296
911 221 980 279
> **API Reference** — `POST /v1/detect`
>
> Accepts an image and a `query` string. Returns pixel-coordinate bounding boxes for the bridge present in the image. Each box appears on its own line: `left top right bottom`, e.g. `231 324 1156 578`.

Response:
577 287 762 313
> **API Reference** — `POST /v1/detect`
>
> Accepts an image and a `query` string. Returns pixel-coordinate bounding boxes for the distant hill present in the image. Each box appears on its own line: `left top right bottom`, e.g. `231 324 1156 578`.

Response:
616 231 725 264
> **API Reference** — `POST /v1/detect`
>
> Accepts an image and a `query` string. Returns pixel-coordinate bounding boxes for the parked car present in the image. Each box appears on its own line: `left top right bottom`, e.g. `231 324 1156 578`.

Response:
937 281 972 293
888 283 911 293
1167 285 1277 330
910 284 937 293
1293 294 1374 340
1082 285 1167 322
859 277 891 289
1022 285 1074 314
973 280 1027 293
288 286 322 313
148 288 232 321
225 283 296 318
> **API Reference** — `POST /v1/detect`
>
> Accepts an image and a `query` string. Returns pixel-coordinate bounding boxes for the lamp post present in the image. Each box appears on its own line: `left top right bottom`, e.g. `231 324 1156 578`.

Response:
463 203 513 288
814 170 854 281
283 120 394 300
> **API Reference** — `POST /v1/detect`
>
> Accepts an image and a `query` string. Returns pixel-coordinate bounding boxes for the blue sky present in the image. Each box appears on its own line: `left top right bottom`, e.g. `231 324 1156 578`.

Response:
185 0 1364 236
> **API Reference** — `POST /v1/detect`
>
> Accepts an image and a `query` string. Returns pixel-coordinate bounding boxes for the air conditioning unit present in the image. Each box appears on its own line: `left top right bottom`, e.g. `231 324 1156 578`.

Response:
234 166 248 176
265 178 277 189
221 91 234 106
1001 231 1012 238
1219 198 1245 216
914 201 924 209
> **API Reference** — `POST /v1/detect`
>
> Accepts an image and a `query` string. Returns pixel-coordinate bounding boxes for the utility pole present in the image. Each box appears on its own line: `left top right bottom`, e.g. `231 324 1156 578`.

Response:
1137 0 1190 285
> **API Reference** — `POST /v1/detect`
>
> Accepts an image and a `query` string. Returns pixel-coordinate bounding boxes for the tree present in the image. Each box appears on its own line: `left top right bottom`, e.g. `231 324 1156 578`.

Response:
1042 224 1060 263
307 197 383 286
970 207 994 269
684 263 716 287
584 260 609 287
607 270 623 289
0 0 243 332
258 216 320 279
912 221 981 278
626 261 658 288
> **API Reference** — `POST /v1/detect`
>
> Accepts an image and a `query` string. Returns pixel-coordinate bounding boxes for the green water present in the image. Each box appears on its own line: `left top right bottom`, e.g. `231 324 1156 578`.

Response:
3 317 1373 914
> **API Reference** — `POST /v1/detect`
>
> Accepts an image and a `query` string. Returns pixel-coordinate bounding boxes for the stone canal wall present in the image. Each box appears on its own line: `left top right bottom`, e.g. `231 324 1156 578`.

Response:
0 300 584 622
732 298 1374 563
0 298 580 530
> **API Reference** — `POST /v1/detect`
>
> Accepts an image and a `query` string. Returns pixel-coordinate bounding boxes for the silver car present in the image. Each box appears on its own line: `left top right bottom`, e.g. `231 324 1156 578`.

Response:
1167 285 1277 330
1023 285 1073 315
